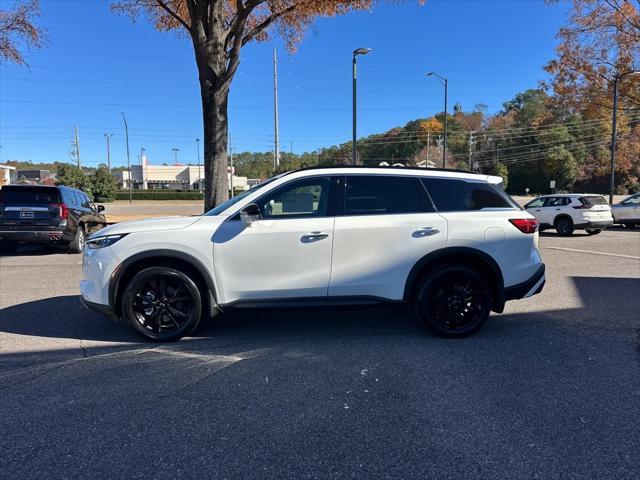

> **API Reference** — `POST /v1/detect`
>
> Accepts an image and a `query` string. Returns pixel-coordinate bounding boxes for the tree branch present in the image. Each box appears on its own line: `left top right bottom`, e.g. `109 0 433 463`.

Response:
241 2 300 46
155 0 191 32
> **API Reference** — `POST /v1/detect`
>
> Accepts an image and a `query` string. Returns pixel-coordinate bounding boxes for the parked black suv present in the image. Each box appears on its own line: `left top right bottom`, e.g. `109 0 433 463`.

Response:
0 185 107 254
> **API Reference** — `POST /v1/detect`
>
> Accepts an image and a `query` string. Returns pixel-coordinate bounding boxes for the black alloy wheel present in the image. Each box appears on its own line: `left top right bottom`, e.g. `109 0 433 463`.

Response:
586 229 602 235
122 267 202 341
415 265 491 338
554 217 574 237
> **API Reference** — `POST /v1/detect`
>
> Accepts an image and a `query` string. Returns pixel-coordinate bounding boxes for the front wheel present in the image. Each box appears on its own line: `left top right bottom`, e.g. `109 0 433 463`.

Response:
586 229 602 235
415 265 491 338
122 267 202 342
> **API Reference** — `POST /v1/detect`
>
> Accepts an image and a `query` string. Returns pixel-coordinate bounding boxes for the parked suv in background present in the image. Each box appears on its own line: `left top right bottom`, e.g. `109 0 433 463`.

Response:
81 166 545 342
524 194 613 236
0 185 107 254
611 193 640 228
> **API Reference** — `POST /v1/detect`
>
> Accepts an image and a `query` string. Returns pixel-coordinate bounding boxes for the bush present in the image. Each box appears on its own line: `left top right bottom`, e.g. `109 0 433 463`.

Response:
114 190 204 201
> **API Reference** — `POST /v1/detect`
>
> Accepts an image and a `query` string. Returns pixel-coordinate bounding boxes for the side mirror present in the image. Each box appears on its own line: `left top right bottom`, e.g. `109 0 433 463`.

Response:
240 203 261 227
97 205 105 212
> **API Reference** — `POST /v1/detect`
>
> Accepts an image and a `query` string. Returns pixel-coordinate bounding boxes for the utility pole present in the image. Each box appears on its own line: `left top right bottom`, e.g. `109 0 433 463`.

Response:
196 138 201 192
121 112 132 204
74 126 81 168
468 131 474 171
426 131 430 166
172 148 179 164
140 146 146 189
229 134 234 198
273 47 280 169
426 72 448 168
104 133 113 172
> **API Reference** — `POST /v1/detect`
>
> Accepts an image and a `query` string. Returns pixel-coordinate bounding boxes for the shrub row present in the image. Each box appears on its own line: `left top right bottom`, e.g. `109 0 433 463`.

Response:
114 190 205 201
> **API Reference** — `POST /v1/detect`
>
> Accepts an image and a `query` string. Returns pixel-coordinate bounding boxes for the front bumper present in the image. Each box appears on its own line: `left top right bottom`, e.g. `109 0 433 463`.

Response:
79 297 118 321
504 264 546 301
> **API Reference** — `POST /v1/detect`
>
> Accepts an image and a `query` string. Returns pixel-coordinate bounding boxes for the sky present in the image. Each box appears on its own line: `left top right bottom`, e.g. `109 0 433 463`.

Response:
0 0 570 168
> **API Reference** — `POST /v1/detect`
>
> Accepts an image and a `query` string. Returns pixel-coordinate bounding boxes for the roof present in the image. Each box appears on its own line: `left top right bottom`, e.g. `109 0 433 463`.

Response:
291 164 475 175
282 165 497 182
536 193 606 198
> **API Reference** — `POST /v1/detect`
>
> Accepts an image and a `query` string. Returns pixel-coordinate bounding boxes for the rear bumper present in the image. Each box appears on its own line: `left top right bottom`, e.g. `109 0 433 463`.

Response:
504 264 546 301
79 296 118 321
574 221 613 229
0 229 66 243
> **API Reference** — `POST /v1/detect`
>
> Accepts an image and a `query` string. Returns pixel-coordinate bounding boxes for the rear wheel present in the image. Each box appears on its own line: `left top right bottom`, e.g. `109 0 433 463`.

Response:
415 265 491 338
68 225 85 253
122 266 202 342
586 229 602 235
554 217 574 236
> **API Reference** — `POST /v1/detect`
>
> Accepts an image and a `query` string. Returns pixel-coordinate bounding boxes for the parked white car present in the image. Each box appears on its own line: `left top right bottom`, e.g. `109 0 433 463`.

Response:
611 193 640 227
80 166 545 341
523 194 613 236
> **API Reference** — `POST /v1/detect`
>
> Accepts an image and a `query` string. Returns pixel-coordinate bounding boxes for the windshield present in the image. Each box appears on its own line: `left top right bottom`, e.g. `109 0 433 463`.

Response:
204 174 285 216
0 186 60 204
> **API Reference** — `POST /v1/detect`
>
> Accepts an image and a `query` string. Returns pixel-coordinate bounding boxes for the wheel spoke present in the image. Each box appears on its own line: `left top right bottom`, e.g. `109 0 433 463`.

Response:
165 310 181 328
168 305 188 318
168 284 183 300
168 296 190 304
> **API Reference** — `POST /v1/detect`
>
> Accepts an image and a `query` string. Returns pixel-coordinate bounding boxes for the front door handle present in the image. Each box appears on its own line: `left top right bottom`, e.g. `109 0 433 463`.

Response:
412 227 440 238
301 231 329 243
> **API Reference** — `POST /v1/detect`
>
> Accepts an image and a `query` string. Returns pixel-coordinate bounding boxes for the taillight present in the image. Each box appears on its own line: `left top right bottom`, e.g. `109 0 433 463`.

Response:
509 218 539 234
50 203 69 219
573 204 592 209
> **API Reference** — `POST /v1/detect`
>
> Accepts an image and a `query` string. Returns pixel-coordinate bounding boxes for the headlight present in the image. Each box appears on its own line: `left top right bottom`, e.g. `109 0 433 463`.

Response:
86 234 127 249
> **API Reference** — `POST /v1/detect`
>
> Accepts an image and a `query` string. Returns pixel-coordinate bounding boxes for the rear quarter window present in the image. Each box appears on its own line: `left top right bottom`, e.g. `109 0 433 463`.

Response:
420 178 517 212
580 196 608 206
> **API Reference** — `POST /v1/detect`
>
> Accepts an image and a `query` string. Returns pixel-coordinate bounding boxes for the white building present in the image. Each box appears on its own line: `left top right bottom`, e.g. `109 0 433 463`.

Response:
0 165 18 185
113 155 248 192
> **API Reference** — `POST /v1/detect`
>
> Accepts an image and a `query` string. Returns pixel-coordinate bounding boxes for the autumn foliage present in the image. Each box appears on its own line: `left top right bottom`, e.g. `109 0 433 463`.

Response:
0 0 46 65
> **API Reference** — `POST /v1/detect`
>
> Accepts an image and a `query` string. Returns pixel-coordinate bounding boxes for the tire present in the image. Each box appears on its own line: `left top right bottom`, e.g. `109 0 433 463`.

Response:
414 264 492 338
586 229 602 235
122 266 202 342
0 241 16 255
554 217 574 236
68 225 85 253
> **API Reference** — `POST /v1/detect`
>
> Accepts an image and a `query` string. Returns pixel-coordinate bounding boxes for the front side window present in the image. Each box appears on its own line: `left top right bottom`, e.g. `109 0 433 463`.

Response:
622 195 640 206
421 178 515 212
258 177 333 219
344 175 432 215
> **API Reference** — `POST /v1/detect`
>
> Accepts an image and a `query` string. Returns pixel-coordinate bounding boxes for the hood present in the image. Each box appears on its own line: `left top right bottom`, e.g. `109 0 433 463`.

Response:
91 216 202 237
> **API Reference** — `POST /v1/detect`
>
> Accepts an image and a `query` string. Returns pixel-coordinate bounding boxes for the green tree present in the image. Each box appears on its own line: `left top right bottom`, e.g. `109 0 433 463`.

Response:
90 165 118 201
490 162 509 190
55 164 90 193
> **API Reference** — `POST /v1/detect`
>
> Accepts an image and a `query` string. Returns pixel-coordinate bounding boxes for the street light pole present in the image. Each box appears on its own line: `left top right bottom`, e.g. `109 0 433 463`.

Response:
121 112 132 204
427 72 448 168
609 71 640 204
352 48 371 165
196 138 201 192
172 148 179 164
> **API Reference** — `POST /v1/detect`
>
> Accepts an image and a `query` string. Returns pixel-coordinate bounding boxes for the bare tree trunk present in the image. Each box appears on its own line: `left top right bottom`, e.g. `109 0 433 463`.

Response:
200 78 230 211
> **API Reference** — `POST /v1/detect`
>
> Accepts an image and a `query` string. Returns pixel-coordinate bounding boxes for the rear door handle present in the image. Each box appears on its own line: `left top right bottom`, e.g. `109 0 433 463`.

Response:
301 231 329 243
413 227 440 238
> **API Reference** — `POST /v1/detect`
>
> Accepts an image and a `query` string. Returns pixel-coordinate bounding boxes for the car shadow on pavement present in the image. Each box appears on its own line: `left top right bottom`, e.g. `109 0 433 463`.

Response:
1 276 638 347
0 244 72 257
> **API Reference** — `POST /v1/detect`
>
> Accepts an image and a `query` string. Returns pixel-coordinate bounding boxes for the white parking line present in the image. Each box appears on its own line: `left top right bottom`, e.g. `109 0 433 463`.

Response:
544 246 640 260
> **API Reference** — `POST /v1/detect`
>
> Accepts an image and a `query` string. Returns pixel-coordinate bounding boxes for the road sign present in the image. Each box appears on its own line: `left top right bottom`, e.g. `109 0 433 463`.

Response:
550 180 556 189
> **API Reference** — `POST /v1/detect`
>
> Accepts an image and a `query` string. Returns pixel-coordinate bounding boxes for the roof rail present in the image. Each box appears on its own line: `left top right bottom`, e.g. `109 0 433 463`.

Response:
289 164 477 175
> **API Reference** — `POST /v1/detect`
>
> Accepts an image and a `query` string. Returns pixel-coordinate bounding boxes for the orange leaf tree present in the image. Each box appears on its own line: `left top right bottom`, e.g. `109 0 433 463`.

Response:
113 0 424 209
0 0 46 66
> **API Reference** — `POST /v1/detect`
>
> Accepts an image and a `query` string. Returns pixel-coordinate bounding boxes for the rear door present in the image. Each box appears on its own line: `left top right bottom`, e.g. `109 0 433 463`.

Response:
0 186 61 230
328 175 447 300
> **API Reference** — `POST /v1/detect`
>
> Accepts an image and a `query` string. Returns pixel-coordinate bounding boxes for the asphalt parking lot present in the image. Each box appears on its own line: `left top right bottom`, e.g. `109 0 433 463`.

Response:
1 229 639 479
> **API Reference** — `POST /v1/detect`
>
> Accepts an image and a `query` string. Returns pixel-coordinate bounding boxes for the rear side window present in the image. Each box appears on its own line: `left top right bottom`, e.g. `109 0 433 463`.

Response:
0 187 60 204
580 196 607 206
60 189 76 206
421 178 515 212
344 176 433 215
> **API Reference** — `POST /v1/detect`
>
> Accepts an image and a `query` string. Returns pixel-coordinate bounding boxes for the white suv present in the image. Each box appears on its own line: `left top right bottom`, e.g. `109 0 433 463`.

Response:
523 194 613 236
80 167 545 341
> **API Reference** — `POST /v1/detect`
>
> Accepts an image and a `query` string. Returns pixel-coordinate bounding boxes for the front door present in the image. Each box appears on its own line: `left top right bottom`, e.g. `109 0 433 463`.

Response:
213 176 336 304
